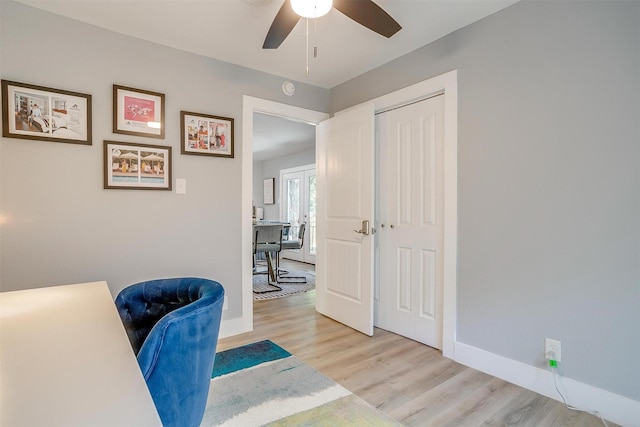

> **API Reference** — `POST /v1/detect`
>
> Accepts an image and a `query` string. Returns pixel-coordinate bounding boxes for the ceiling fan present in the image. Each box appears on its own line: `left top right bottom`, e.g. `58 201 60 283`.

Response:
263 0 402 49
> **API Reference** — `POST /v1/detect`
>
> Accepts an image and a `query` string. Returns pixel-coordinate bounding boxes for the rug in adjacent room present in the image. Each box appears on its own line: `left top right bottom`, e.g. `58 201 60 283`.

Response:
202 340 401 426
253 270 315 300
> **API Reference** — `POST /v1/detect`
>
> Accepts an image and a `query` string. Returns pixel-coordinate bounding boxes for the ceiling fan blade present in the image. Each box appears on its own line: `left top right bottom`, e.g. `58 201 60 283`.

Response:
334 0 401 38
263 1 301 49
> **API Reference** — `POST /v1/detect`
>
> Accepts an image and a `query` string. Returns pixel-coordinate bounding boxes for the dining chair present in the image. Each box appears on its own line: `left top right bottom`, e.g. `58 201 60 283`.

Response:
115 277 224 427
253 224 284 292
278 222 307 283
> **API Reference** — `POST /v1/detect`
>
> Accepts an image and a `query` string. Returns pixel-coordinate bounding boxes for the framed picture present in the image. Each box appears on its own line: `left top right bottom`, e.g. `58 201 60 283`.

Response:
113 85 165 138
1 80 92 145
180 111 234 158
104 140 171 190
264 178 275 204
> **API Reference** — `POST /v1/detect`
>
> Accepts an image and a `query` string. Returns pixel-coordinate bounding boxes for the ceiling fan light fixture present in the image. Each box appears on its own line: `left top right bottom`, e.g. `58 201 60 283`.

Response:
291 0 333 18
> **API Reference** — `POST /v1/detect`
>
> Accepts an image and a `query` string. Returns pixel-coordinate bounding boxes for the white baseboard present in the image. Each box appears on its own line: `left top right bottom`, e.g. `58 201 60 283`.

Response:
454 342 640 427
218 316 251 339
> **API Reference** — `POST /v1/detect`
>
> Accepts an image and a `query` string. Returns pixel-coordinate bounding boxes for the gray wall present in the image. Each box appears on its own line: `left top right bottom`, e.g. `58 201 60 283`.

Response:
331 1 640 401
253 148 316 220
253 161 265 211
0 1 328 323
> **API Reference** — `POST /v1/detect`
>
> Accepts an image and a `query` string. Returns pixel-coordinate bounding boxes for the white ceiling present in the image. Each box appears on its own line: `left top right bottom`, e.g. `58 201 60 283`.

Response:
15 0 519 89
253 113 315 161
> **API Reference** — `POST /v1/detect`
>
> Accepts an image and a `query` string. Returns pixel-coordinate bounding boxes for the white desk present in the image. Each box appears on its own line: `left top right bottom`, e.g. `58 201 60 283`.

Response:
0 281 162 427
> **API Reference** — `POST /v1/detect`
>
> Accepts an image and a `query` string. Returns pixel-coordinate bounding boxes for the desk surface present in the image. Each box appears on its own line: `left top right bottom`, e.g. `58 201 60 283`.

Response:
0 281 162 426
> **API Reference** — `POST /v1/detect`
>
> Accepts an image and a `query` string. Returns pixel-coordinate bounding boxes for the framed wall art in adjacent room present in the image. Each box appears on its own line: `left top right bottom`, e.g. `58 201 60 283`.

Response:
263 178 275 204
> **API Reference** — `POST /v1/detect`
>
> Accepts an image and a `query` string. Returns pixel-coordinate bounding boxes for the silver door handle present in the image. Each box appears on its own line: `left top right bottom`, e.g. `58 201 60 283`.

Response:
353 220 370 236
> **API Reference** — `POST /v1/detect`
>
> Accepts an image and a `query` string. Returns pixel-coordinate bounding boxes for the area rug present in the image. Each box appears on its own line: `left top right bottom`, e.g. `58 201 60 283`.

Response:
202 340 401 426
253 270 315 300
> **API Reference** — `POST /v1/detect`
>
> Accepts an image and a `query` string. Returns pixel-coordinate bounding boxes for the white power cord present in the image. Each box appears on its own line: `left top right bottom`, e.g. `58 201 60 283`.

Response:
547 353 609 427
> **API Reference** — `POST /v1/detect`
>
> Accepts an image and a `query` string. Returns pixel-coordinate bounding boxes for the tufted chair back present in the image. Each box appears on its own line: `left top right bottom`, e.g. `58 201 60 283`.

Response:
115 277 224 427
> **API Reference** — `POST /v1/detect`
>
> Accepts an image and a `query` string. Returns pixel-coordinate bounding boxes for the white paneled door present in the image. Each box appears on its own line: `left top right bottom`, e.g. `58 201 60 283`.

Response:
315 103 375 336
376 95 445 348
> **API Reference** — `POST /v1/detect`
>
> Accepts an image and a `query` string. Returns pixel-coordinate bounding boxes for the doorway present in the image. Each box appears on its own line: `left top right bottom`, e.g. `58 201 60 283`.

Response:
240 97 328 335
242 70 457 357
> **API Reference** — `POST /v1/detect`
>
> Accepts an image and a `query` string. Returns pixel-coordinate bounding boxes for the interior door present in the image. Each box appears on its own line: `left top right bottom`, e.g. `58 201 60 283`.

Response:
315 103 375 336
376 95 444 348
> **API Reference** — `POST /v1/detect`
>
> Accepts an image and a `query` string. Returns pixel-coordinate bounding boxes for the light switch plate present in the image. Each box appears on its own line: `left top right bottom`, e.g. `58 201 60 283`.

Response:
176 178 186 194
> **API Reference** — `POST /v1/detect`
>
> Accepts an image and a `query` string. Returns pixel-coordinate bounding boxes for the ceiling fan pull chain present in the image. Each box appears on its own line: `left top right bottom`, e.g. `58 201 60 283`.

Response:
314 15 318 58
305 18 309 77
306 17 310 77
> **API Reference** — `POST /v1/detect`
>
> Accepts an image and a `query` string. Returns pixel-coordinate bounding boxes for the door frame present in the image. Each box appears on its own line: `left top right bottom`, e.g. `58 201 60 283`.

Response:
240 96 329 335
240 69 457 359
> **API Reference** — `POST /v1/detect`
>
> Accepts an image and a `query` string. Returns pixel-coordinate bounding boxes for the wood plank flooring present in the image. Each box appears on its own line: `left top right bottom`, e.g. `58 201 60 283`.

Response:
218 260 613 427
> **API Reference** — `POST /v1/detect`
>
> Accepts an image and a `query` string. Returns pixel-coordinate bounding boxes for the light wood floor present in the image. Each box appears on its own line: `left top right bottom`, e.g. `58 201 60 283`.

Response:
218 260 613 427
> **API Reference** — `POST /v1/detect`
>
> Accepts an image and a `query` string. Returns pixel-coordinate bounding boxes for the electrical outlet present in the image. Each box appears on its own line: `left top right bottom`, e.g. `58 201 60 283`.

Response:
545 338 561 362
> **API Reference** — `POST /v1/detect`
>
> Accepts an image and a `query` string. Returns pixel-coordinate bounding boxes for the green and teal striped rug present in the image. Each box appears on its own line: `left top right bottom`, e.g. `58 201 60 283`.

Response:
202 340 401 426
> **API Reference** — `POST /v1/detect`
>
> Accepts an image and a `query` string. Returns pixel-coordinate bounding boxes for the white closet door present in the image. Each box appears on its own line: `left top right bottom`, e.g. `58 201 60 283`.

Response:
377 95 445 348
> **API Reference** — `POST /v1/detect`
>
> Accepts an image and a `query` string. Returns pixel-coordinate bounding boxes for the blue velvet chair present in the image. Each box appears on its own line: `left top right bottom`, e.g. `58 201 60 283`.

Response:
115 277 224 427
